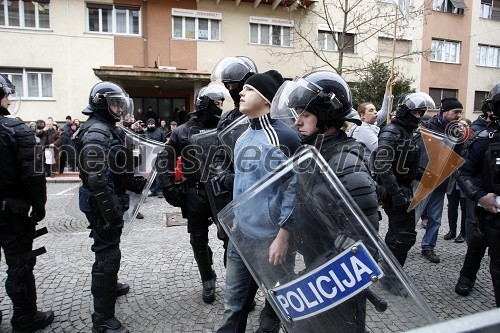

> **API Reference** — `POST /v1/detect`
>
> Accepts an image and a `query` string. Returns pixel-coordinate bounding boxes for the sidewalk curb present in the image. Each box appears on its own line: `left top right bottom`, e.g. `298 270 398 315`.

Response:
46 178 81 183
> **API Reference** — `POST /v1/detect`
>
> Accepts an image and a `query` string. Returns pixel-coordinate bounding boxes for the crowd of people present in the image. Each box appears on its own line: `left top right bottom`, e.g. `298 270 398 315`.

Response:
1 54 500 333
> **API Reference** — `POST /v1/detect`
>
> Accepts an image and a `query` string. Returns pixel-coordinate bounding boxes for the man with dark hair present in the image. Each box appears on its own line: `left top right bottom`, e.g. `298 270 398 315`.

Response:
0 73 54 332
420 97 463 263
177 105 189 125
145 106 157 125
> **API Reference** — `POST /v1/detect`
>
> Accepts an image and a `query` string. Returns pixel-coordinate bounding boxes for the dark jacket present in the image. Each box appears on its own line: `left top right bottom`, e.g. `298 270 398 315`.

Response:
471 115 489 132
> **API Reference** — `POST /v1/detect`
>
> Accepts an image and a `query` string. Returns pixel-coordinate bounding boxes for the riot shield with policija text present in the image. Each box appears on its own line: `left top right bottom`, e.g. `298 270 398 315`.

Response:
66 126 166 224
218 146 437 333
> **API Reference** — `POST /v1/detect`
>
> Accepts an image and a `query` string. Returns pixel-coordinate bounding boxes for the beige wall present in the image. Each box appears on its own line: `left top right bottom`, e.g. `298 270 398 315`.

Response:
466 1 500 118
1 0 114 122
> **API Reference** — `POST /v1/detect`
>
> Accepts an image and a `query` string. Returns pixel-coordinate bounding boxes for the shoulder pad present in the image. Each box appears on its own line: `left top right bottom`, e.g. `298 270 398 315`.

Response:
379 124 401 139
81 122 113 145
476 129 493 139
0 117 33 137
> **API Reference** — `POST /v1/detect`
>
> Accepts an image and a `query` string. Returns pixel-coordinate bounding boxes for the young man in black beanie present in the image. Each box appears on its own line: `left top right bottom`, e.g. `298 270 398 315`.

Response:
421 97 463 263
217 70 301 333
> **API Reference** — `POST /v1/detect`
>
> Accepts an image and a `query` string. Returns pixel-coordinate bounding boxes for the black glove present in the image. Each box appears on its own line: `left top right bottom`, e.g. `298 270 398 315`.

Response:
31 205 46 223
391 191 408 211
104 217 124 230
130 176 147 194
163 186 182 207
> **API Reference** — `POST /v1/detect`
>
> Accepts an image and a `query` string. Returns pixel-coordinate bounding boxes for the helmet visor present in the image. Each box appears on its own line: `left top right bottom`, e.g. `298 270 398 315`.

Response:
106 93 133 120
211 56 257 83
2 82 21 116
271 77 323 120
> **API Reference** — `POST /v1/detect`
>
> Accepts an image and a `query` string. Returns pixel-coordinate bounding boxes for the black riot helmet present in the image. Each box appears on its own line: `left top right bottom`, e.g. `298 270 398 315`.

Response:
192 84 228 115
272 70 358 131
211 56 257 84
395 92 435 129
0 74 21 116
83 81 133 122
486 83 500 117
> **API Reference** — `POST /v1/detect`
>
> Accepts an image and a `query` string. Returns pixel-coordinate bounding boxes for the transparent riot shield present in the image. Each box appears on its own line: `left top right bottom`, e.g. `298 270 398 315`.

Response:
188 128 220 183
188 128 227 229
410 126 465 221
218 114 249 155
218 146 438 333
122 126 166 222
66 126 166 223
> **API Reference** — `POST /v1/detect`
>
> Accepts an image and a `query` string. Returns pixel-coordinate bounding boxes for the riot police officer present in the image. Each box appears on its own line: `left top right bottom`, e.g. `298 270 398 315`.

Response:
208 56 257 262
0 74 54 332
271 70 380 332
75 81 145 333
374 92 435 269
156 85 227 304
456 83 500 307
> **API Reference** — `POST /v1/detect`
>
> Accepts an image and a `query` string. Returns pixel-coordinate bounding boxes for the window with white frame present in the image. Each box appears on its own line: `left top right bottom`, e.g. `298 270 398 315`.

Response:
432 0 466 14
480 0 500 20
318 30 355 53
249 17 292 47
0 1 50 29
172 8 221 41
431 39 461 64
0 68 53 99
477 44 500 68
86 4 140 35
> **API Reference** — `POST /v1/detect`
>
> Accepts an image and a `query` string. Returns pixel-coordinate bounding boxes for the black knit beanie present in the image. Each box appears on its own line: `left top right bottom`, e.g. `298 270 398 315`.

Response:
243 70 284 105
440 97 463 113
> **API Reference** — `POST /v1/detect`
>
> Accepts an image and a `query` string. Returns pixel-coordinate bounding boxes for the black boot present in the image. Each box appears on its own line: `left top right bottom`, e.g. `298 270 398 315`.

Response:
190 231 217 303
455 276 474 296
117 282 130 297
454 231 466 243
443 230 456 240
202 274 217 304
92 313 129 333
256 300 281 333
11 310 54 333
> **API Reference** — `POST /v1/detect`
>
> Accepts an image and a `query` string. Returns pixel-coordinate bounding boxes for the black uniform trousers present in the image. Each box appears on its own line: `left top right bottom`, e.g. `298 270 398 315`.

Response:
482 210 500 307
185 186 216 281
0 211 38 319
382 187 416 267
85 202 123 320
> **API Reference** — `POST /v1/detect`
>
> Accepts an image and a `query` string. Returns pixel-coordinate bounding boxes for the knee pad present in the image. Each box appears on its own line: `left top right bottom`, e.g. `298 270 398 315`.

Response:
96 246 121 275
394 231 417 253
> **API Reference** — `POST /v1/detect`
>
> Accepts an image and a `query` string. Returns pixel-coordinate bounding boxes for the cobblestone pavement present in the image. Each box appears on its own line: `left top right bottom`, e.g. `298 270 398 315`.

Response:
0 183 495 332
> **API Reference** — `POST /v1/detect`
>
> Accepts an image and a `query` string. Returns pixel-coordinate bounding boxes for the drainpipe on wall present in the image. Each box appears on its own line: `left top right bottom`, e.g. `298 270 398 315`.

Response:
143 0 148 68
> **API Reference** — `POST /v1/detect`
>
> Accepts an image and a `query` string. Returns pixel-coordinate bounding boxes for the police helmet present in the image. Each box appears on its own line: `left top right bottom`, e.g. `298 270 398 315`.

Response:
83 81 133 122
486 83 500 116
395 92 435 117
0 74 21 116
192 84 228 114
211 56 258 84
